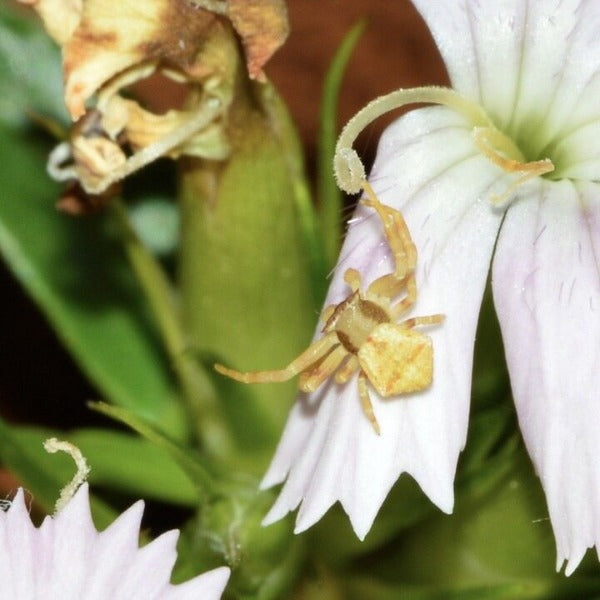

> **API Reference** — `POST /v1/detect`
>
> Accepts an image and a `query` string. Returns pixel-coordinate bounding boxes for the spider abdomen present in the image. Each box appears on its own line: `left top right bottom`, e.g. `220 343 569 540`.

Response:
358 323 434 396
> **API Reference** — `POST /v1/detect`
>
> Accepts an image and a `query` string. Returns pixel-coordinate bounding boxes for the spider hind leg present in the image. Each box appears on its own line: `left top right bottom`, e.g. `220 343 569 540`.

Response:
215 332 339 384
358 371 381 435
299 345 348 392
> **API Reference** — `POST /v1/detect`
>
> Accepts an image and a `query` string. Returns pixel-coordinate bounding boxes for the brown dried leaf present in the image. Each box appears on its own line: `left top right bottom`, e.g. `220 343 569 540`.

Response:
227 0 289 82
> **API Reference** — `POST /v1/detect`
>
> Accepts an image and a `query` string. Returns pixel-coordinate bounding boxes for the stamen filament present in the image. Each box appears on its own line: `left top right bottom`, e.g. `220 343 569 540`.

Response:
473 127 554 205
334 85 555 206
334 86 495 194
43 438 90 514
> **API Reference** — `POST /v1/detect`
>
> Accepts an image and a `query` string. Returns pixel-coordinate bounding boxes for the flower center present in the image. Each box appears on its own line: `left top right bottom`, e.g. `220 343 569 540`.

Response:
334 86 555 207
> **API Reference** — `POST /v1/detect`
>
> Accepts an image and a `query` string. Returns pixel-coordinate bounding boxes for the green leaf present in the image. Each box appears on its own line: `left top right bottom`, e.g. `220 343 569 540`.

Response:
342 577 600 600
7 425 199 506
260 84 329 308
0 3 68 130
0 127 188 438
317 20 366 267
0 416 117 528
90 402 215 498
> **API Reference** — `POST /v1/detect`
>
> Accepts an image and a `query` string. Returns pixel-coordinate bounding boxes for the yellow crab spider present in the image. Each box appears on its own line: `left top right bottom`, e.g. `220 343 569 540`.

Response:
215 181 444 434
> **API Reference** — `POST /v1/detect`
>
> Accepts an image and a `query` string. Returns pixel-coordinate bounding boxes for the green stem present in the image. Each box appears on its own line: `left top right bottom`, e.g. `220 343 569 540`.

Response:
110 200 234 457
317 19 366 268
259 83 329 309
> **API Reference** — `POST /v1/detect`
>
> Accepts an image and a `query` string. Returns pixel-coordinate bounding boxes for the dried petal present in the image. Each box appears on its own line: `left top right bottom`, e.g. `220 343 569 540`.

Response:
19 0 82 45
62 0 217 119
227 0 289 81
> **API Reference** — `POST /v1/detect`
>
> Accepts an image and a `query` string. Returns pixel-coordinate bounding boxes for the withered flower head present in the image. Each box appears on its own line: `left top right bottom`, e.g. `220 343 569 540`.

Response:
21 0 288 196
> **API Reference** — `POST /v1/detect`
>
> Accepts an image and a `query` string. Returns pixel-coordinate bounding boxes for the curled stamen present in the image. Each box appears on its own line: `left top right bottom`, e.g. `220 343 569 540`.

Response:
473 127 555 206
43 437 90 514
334 85 554 208
334 86 494 194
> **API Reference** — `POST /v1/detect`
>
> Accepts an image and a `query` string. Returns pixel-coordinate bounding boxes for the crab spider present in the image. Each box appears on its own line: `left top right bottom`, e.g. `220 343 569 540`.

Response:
215 181 444 434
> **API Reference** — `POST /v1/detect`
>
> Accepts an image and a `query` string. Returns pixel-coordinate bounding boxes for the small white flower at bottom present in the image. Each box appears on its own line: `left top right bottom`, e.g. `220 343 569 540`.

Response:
0 483 230 599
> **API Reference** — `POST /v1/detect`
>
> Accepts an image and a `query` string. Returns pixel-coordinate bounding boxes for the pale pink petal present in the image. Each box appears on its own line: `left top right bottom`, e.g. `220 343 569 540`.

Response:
161 567 231 600
262 107 504 537
0 484 230 598
412 0 600 166
492 179 600 575
0 489 37 597
84 500 146 598
116 530 179 598
42 482 99 596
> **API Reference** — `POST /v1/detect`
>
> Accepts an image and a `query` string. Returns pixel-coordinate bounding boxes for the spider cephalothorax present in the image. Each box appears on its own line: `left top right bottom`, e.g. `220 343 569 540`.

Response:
215 181 444 434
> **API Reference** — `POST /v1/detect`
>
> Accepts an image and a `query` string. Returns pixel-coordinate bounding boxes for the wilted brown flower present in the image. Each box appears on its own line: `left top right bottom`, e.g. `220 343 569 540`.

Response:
21 0 288 196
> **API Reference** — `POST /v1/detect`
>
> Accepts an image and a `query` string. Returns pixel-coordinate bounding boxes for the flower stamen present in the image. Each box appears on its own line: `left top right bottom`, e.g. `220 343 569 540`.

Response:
334 86 494 194
473 127 555 206
43 437 90 514
334 85 554 207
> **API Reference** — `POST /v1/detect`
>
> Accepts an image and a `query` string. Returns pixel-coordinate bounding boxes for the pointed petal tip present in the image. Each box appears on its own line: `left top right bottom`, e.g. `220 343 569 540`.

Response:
259 470 284 491
560 552 584 578
5 487 27 515
149 528 180 554
347 518 369 542
199 566 231 595
261 502 290 528
409 465 455 516
433 484 454 515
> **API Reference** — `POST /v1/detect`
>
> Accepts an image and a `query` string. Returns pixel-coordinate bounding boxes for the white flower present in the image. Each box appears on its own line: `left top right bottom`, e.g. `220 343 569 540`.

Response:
0 483 230 598
261 0 600 575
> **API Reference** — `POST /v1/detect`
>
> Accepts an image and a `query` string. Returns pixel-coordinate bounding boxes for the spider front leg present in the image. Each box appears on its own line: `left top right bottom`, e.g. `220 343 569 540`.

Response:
215 331 339 384
389 274 417 320
361 180 417 298
361 182 418 312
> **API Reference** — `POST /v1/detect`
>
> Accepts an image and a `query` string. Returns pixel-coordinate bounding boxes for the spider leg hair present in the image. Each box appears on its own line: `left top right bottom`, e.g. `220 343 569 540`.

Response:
214 332 339 384
358 370 380 435
299 345 348 392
